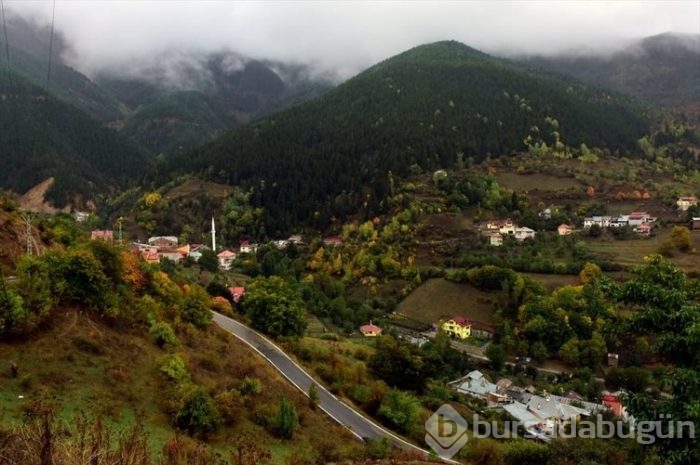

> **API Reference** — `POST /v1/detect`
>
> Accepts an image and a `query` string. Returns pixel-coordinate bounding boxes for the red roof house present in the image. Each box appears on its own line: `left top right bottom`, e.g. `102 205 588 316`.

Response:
229 286 246 303
360 322 382 337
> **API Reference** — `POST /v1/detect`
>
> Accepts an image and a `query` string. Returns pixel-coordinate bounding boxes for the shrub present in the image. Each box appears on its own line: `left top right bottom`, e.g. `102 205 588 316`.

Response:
160 354 190 385
214 389 242 426
275 397 298 439
239 376 263 396
150 321 177 347
175 387 221 436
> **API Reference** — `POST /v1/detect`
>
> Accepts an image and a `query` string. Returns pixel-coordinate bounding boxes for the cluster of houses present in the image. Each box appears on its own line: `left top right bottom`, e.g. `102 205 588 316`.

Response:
482 219 537 247
582 211 657 236
452 370 627 441
90 229 310 270
215 235 305 270
127 236 201 264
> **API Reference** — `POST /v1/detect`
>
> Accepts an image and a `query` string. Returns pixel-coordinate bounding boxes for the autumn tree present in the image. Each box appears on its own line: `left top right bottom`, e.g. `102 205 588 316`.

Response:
669 225 692 252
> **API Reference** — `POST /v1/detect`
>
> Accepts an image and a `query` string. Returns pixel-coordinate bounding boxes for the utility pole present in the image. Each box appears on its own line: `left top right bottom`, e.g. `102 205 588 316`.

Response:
20 212 33 256
117 217 124 245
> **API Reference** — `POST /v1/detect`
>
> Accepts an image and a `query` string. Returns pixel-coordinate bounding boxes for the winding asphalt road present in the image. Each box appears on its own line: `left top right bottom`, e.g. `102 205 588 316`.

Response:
211 312 447 460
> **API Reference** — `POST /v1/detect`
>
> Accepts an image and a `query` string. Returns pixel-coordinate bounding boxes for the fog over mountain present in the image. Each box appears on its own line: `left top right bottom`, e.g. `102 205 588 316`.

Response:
3 0 699 84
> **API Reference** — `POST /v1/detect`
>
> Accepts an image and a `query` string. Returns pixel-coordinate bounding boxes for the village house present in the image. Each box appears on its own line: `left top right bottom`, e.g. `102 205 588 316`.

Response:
453 370 498 401
228 286 245 303
90 230 113 242
74 211 90 223
601 391 628 418
583 216 612 229
487 231 503 246
557 224 573 236
634 223 652 237
608 216 628 228
514 226 536 242
442 316 472 339
359 321 382 337
272 239 289 249
217 250 237 270
470 320 495 339
627 212 656 226
677 196 698 211
486 219 515 235
158 248 182 263
139 246 160 264
323 236 344 247
239 240 259 254
187 244 205 261
148 236 178 248
288 234 304 245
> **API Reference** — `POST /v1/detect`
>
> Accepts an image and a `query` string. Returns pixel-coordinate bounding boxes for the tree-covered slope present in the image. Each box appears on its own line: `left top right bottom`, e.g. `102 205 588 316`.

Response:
172 41 652 231
0 72 150 207
120 91 234 156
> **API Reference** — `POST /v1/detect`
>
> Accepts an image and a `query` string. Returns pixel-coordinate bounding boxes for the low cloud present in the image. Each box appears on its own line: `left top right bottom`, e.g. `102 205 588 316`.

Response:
4 1 699 81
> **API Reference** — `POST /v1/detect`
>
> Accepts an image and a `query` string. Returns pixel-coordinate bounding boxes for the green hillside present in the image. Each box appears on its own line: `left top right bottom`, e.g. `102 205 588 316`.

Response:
120 91 234 156
0 71 150 207
172 41 652 232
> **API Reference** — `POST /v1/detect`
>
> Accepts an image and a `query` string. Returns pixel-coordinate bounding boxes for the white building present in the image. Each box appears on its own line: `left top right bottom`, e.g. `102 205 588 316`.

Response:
514 227 536 242
217 250 237 270
677 196 698 211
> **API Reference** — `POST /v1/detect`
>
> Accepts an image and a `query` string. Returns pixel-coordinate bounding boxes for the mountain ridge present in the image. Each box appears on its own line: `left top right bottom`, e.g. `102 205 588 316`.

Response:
168 40 653 233
519 33 700 117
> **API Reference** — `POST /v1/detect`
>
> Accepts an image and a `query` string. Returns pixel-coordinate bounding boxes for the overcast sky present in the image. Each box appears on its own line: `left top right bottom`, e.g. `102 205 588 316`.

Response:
4 0 700 78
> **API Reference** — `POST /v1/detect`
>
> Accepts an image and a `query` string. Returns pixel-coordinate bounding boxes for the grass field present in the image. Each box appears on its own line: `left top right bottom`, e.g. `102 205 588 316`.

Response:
393 278 499 326
0 308 358 463
586 227 700 272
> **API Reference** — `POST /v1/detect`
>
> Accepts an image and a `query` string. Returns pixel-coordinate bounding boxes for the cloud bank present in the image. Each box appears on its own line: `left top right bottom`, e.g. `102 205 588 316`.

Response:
4 0 699 79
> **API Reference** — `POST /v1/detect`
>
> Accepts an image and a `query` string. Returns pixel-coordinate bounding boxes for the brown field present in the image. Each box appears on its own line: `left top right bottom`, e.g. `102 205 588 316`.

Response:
519 273 580 291
495 172 583 192
163 178 232 201
394 278 498 325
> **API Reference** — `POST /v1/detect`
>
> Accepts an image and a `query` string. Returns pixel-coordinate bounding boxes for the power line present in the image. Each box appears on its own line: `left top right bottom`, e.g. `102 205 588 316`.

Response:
0 0 12 90
45 0 55 94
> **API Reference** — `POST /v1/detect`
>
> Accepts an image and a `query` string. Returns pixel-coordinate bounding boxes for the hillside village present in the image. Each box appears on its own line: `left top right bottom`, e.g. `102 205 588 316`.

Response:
0 9 698 464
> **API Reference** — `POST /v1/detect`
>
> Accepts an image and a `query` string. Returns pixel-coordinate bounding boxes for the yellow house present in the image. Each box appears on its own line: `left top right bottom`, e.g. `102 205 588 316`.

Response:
442 316 472 339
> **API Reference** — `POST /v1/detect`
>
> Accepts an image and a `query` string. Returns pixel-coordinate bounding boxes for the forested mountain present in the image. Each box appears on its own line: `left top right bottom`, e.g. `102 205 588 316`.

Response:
97 55 332 156
0 71 150 208
521 33 700 117
170 41 652 233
